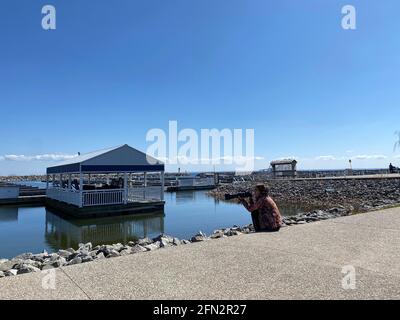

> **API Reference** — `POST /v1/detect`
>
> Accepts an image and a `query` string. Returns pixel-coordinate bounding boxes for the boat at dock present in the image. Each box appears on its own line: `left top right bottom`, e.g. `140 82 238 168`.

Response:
166 174 216 192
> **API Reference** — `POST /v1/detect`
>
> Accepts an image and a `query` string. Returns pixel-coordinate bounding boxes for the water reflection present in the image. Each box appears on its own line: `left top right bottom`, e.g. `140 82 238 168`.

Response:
168 190 221 205
0 207 18 222
44 210 165 250
172 190 200 204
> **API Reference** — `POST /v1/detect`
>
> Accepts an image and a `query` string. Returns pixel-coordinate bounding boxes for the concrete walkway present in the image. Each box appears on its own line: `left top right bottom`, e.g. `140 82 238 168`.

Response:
1 207 400 300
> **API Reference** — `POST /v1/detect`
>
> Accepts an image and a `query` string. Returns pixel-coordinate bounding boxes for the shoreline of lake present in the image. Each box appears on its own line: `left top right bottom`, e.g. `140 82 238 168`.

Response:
2 176 400 278
0 190 312 259
0 202 356 278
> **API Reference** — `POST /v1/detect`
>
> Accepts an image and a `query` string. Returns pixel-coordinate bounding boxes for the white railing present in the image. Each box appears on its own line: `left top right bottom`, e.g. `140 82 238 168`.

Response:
127 186 162 202
47 186 163 207
82 189 124 207
46 188 81 207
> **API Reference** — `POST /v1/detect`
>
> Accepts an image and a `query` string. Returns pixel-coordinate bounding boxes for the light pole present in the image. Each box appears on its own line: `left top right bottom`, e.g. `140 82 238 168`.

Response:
348 159 353 176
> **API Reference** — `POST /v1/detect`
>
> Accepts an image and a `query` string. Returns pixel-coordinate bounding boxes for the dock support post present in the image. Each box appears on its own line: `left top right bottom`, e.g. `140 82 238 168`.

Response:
160 171 165 201
124 172 128 204
79 172 83 208
46 174 49 190
144 172 147 200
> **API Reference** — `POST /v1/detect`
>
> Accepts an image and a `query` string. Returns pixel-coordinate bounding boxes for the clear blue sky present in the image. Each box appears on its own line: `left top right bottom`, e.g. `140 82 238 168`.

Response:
1 0 400 174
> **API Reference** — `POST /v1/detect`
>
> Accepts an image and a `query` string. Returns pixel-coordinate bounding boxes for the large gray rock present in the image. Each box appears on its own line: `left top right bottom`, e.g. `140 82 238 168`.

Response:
98 245 115 256
31 253 47 263
96 252 105 259
78 242 93 252
4 269 18 277
223 229 237 236
112 243 124 252
144 243 159 251
0 260 19 272
13 259 42 270
131 245 147 254
89 250 99 258
49 253 60 262
210 231 224 239
153 234 174 244
81 255 93 263
58 249 73 258
191 231 209 242
68 257 82 265
78 248 90 256
137 237 153 246
159 239 169 248
119 249 130 256
107 250 121 258
0 271 5 278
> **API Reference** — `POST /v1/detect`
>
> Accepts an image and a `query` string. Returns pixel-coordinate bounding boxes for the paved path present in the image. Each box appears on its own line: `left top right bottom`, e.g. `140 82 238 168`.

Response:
1 207 400 300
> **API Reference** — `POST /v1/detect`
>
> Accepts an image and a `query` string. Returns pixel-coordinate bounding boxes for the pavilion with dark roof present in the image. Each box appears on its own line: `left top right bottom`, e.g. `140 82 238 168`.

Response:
45 144 165 217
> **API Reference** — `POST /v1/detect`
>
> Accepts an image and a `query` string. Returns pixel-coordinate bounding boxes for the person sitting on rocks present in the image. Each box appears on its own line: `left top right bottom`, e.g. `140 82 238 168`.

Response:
239 184 282 232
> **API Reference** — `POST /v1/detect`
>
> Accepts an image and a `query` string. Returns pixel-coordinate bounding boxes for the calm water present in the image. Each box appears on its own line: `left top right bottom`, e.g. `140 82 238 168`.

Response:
0 190 308 258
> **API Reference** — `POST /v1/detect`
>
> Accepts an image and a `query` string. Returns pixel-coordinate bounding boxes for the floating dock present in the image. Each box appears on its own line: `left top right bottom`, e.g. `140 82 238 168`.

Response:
45 198 164 218
0 183 46 206
166 175 216 192
166 185 216 192
0 195 46 206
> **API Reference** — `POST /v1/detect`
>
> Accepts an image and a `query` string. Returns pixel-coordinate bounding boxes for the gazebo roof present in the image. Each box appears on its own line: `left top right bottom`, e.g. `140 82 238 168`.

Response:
47 144 164 174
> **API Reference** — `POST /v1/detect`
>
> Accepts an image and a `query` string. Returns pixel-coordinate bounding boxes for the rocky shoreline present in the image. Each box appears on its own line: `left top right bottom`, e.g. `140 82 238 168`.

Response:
0 203 355 278
0 227 251 278
209 178 400 212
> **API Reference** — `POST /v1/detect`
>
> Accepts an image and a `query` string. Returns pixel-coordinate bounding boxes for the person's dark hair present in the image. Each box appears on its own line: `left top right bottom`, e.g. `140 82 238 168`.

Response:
255 184 269 196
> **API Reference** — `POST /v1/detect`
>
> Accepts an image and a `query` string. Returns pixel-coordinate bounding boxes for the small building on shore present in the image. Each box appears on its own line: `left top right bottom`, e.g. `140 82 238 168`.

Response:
270 159 297 179
45 144 165 218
